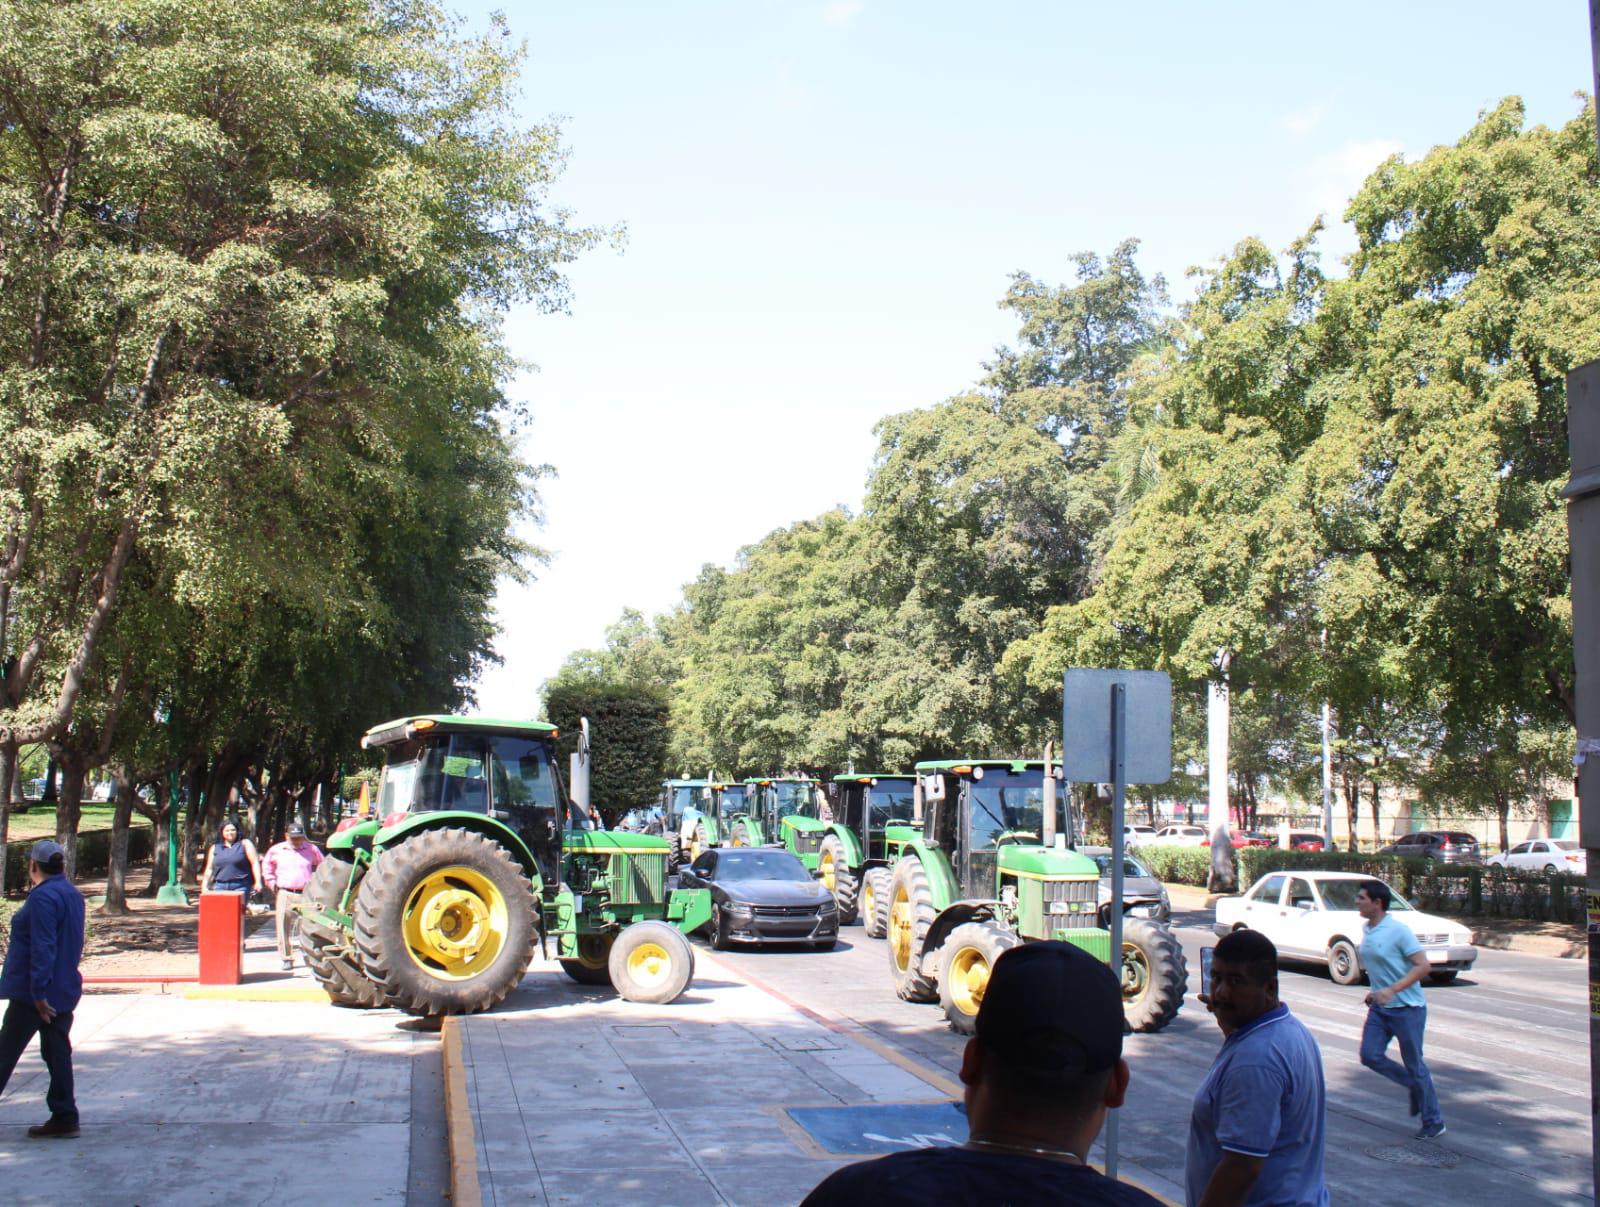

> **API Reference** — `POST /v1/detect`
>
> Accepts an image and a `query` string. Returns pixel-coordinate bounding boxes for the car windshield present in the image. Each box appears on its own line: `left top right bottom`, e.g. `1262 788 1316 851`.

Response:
1318 880 1411 912
868 784 916 827
967 770 1064 850
714 850 813 882
1554 840 1581 851
1089 854 1151 878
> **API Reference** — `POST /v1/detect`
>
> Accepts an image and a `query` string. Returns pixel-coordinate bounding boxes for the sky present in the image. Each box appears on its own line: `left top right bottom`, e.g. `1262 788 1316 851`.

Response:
464 1 1595 718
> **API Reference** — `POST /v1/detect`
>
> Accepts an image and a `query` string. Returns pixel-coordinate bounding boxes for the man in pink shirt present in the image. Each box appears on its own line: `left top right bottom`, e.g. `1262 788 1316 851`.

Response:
262 823 325 970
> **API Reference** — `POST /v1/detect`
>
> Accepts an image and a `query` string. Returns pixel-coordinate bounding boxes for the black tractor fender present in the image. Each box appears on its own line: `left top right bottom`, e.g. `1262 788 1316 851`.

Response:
923 899 1002 976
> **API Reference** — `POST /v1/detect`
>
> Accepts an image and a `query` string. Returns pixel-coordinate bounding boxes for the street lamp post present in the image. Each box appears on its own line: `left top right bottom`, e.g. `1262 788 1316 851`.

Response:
154 766 186 905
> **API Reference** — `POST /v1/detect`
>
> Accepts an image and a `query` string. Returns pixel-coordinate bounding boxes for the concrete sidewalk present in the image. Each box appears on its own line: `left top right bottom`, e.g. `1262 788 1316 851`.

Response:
0 917 433 1206
451 948 1185 1207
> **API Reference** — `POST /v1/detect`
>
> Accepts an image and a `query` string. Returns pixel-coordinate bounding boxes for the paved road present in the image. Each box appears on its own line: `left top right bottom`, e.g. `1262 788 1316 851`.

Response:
700 903 1593 1204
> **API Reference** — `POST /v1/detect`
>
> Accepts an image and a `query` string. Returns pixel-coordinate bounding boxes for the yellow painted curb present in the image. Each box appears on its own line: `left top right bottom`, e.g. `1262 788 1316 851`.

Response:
182 984 332 1002
442 1016 483 1207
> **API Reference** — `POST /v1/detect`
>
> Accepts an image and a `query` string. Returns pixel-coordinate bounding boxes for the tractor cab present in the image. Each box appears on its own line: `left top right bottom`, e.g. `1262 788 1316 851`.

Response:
658 778 711 867
363 714 567 887
748 776 821 846
833 773 918 863
914 760 1077 903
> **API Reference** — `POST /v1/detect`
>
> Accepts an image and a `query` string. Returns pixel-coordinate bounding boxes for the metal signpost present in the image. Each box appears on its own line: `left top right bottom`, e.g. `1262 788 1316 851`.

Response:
155 767 187 905
1061 668 1173 1180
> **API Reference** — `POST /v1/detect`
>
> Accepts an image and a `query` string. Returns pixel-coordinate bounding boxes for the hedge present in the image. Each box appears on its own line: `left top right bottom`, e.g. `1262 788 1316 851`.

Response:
1134 844 1583 924
544 683 671 825
2 824 154 891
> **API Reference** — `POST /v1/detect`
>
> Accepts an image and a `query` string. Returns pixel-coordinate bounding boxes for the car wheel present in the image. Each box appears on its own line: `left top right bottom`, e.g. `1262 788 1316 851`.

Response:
710 904 732 951
1427 971 1458 985
1327 938 1362 986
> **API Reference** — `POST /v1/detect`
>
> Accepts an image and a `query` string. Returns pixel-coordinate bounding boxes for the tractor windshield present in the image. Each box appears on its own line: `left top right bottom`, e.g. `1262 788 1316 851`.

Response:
771 782 813 819
714 786 747 822
868 784 916 829
667 786 699 824
966 771 1062 851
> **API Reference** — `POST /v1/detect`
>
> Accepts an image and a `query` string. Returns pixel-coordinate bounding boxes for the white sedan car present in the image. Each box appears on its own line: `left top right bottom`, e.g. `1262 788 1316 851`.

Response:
1213 871 1476 986
1486 839 1586 875
1123 824 1158 847
1150 824 1209 847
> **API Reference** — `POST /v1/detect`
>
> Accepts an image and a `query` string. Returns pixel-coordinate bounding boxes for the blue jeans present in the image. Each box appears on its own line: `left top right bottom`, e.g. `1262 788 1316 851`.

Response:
1361 1003 1440 1127
0 998 77 1125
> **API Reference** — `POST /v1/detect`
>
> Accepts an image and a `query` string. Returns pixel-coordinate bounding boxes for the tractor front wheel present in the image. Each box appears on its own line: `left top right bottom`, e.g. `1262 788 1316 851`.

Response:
690 821 710 862
298 856 379 1009
887 857 938 1003
818 836 860 925
610 921 695 1004
353 828 536 1016
560 933 616 986
861 867 892 939
938 922 1019 1035
1120 918 1187 1033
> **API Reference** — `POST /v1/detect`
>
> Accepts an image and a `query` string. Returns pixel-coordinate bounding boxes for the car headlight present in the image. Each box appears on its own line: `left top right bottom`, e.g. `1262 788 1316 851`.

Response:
817 897 837 914
1453 929 1473 946
725 900 754 916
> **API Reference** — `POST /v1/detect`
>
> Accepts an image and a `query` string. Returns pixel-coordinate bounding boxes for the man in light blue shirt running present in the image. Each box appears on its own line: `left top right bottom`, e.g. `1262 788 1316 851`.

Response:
1356 879 1444 1139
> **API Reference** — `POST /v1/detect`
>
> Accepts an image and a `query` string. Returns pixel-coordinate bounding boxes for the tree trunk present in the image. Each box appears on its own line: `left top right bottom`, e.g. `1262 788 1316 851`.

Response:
146 789 171 895
1368 780 1382 849
1496 789 1510 851
42 754 57 802
54 752 86 882
1341 768 1360 851
1206 662 1236 892
101 769 136 915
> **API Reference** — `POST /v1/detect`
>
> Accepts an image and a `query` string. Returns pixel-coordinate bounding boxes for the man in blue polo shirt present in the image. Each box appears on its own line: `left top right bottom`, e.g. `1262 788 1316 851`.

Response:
0 839 86 1138
1356 879 1444 1139
1188 929 1328 1207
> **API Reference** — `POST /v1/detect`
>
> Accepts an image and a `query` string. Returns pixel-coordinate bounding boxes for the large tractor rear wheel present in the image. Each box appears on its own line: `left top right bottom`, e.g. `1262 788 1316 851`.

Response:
689 821 710 863
670 833 686 871
938 922 1020 1035
861 867 892 939
1120 917 1187 1033
298 856 379 1008
818 836 860 925
610 920 695 1004
353 828 536 1016
887 857 938 1003
560 933 616 986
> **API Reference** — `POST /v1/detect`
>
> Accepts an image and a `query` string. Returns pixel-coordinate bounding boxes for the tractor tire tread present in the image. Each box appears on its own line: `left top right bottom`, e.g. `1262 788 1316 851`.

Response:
888 857 938 1003
1120 917 1187 1033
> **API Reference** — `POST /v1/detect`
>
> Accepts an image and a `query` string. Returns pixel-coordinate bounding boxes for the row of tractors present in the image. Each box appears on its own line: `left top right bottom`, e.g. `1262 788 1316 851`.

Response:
297 714 1185 1038
651 765 1185 1035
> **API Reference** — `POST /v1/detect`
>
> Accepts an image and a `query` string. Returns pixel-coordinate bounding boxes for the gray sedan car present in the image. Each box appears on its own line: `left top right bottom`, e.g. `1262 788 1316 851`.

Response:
1079 846 1172 923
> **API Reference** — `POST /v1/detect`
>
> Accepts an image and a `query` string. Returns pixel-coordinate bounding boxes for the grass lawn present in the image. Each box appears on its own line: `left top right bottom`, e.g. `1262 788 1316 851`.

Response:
6 804 149 841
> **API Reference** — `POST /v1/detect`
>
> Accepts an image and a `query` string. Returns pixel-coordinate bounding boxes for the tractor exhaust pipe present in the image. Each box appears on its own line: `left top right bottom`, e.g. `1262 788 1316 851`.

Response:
570 717 592 827
1043 741 1058 847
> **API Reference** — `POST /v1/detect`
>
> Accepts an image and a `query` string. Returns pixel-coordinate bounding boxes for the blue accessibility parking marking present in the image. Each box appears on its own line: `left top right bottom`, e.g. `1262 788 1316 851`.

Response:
785 1102 967 1155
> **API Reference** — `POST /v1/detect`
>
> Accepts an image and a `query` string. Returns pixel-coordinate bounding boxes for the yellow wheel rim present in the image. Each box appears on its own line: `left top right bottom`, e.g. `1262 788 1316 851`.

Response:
820 849 836 891
948 943 990 1017
402 865 507 980
1121 941 1150 1003
862 878 875 920
626 941 674 991
732 826 744 848
576 933 613 970
889 885 914 972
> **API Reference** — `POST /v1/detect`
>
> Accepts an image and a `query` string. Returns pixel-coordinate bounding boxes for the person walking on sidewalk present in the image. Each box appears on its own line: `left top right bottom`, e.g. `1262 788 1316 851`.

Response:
200 818 263 899
800 941 1163 1205
1356 879 1445 1140
1189 929 1328 1207
262 822 324 970
0 840 86 1139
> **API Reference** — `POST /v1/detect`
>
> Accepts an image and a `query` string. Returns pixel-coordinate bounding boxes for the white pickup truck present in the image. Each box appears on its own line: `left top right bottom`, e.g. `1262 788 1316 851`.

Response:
1213 870 1476 985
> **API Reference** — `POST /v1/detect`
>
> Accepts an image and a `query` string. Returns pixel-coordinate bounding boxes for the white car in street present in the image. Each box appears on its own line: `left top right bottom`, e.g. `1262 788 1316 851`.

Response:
1486 839 1586 875
1123 824 1158 847
1150 824 1208 847
1213 871 1476 986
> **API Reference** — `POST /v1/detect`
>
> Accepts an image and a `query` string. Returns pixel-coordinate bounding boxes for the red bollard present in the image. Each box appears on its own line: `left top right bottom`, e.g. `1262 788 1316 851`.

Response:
198 891 244 984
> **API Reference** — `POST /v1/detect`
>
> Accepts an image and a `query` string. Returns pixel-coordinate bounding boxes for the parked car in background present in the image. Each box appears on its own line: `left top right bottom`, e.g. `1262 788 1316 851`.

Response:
1229 829 1272 848
1151 824 1209 846
1289 831 1328 852
1214 871 1476 985
1378 831 1482 865
677 847 839 950
1124 824 1158 847
1080 846 1172 922
1486 839 1586 875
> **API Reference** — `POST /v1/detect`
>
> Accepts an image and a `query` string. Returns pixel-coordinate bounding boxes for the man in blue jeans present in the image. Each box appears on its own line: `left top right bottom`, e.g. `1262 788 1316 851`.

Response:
0 839 86 1138
1356 879 1443 1140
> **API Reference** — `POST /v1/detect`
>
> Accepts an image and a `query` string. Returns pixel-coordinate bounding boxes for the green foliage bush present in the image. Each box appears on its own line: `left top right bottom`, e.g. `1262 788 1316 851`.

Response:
1137 843 1582 922
545 684 670 826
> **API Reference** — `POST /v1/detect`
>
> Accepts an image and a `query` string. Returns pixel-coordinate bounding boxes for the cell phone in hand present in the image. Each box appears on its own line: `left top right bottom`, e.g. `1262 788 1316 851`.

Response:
1200 946 1214 997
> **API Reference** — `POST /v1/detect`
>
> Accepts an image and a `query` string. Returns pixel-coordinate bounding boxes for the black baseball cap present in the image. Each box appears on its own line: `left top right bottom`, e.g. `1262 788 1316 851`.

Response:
975 941 1123 1076
286 822 306 837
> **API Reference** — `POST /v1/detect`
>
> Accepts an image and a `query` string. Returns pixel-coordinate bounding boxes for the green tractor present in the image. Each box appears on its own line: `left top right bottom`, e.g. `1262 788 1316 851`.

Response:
775 773 917 932
735 775 822 849
676 779 751 861
656 778 711 870
297 715 712 1016
886 759 1185 1035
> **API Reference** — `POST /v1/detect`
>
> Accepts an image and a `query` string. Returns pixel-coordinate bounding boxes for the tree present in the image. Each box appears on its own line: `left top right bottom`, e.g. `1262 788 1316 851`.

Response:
544 683 670 826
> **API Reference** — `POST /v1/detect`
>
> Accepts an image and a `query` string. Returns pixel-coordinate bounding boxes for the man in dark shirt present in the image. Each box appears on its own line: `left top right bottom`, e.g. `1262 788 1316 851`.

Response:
801 940 1163 1205
0 840 87 1138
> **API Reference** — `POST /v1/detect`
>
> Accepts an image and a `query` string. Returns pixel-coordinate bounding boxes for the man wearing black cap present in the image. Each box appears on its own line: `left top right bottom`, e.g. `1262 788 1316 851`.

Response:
0 839 86 1138
262 821 324 970
800 941 1162 1205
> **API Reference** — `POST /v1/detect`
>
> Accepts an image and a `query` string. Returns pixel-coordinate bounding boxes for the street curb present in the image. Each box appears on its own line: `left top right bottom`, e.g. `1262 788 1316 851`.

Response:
1164 883 1584 959
181 984 332 1002
441 1015 482 1207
